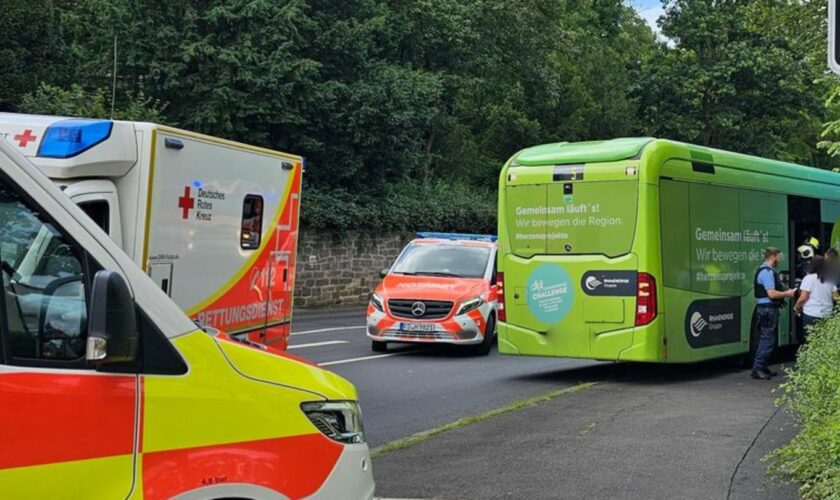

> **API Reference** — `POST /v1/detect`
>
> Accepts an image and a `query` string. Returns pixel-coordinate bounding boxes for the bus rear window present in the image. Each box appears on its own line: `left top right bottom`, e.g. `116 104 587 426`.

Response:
504 180 638 257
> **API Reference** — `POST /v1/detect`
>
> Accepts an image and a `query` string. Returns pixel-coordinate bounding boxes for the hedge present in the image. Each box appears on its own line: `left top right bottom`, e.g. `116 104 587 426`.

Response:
300 180 497 234
770 314 840 499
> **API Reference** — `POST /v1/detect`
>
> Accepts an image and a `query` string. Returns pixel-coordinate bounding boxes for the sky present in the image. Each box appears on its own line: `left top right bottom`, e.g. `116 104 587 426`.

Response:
628 0 665 35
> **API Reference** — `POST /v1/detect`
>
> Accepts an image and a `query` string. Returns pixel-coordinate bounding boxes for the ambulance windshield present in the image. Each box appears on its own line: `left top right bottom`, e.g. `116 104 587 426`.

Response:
391 243 490 279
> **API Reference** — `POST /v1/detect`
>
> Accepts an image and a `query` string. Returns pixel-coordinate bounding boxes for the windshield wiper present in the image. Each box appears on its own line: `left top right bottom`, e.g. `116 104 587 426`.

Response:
392 271 417 275
415 271 463 278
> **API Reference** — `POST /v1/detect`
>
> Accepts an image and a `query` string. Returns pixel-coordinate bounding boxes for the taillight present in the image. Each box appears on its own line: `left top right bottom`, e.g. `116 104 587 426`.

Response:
635 272 657 326
496 272 506 322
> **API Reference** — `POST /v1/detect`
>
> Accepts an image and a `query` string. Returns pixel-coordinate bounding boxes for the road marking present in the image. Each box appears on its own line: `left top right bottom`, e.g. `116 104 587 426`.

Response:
370 383 596 457
288 340 348 350
291 325 366 336
319 352 405 367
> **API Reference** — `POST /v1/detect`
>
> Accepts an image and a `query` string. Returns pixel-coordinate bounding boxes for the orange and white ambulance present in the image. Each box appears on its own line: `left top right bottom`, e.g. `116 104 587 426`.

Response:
0 136 374 498
0 113 300 349
367 233 499 355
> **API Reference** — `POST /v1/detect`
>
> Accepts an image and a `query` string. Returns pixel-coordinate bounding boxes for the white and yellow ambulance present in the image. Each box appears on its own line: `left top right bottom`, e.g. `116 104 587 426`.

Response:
0 114 300 349
0 136 374 498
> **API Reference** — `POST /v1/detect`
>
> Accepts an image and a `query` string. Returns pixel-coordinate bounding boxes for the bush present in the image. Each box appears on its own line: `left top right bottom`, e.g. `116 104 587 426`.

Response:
301 180 497 234
769 315 840 499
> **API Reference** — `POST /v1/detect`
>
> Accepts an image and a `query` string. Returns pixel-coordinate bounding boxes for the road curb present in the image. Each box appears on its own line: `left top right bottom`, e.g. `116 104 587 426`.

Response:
371 382 596 458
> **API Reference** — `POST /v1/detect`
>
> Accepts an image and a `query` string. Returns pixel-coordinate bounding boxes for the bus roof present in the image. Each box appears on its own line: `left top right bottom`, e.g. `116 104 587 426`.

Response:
510 137 840 187
512 137 653 166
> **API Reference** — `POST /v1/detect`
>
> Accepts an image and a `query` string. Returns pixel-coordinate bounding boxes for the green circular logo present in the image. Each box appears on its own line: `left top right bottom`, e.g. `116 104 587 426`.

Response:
527 264 573 323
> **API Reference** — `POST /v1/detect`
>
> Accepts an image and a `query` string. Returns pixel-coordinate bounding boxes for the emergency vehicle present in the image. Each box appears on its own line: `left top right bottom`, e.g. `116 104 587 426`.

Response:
0 113 301 349
0 139 374 498
367 233 498 355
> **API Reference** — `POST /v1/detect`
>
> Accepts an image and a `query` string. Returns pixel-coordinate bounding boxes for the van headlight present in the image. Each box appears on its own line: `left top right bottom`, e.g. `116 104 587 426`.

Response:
301 401 366 444
369 293 384 313
456 297 484 316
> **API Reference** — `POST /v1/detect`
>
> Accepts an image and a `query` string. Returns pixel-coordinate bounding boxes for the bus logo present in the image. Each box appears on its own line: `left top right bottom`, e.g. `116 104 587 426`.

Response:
684 297 740 348
689 312 708 337
584 276 602 291
580 271 636 296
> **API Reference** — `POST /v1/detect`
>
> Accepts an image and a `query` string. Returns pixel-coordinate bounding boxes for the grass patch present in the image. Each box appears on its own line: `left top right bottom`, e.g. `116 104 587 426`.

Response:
371 382 595 457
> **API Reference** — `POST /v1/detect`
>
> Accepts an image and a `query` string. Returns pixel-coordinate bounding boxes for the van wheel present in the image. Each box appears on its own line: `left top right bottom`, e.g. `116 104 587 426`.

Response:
371 340 387 352
471 316 496 356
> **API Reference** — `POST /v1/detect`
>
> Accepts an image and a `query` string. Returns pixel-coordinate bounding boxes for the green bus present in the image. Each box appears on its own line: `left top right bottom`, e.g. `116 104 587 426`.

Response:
496 138 840 363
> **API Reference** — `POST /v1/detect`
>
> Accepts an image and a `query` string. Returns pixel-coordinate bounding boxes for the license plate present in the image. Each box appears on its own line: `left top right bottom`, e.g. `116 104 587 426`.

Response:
399 322 436 332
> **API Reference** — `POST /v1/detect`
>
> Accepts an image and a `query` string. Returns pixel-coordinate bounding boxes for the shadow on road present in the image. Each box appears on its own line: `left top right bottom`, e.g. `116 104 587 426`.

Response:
510 356 764 386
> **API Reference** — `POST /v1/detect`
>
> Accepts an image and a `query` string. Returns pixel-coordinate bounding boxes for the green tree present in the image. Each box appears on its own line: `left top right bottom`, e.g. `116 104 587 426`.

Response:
637 0 830 166
0 0 74 111
19 83 166 122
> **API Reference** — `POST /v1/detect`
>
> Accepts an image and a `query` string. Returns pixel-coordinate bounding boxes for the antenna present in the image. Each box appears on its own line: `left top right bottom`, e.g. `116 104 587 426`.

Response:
110 35 118 119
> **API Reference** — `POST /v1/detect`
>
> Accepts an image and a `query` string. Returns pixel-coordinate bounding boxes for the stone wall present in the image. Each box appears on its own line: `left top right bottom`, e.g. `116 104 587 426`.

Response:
294 231 413 308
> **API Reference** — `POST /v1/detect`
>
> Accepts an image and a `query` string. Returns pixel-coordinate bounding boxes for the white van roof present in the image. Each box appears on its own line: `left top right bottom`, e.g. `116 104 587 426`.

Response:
0 113 139 179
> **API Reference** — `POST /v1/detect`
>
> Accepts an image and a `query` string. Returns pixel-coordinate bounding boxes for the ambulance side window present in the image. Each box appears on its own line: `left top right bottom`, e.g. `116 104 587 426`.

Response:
0 177 89 366
78 200 110 234
240 194 264 250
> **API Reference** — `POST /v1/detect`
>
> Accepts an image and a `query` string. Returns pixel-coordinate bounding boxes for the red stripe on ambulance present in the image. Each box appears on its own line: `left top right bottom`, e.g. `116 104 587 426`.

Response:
142 433 342 499
0 372 135 469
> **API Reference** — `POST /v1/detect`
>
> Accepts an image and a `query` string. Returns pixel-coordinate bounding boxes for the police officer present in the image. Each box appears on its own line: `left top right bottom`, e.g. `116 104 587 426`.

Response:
753 247 795 380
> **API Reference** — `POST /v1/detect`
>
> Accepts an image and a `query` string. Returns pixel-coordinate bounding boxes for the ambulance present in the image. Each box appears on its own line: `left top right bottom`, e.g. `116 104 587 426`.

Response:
0 137 374 498
367 233 499 355
0 113 301 349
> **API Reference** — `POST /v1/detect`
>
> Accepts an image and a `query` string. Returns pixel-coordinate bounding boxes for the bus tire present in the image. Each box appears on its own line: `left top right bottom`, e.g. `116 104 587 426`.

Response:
371 340 387 352
471 315 496 356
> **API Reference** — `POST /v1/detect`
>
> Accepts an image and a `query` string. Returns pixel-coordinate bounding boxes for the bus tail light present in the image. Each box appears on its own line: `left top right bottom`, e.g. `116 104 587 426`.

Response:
635 272 657 326
496 272 506 322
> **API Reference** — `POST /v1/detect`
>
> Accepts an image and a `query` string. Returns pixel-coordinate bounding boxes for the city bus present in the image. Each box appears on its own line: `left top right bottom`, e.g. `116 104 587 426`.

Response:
496 138 840 363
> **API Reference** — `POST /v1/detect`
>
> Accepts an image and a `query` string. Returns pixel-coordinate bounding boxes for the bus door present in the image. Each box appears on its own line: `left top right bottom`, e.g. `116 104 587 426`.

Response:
787 195 825 344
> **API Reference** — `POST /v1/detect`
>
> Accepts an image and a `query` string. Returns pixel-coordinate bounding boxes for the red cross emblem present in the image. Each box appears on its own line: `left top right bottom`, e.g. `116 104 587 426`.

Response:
178 186 195 219
13 130 37 148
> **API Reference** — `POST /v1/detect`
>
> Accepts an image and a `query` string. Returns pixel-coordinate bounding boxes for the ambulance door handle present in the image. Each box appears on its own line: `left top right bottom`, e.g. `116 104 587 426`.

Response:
283 269 288 283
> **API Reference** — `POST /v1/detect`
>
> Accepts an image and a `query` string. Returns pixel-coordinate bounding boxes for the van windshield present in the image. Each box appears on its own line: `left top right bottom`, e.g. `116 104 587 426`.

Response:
392 244 490 279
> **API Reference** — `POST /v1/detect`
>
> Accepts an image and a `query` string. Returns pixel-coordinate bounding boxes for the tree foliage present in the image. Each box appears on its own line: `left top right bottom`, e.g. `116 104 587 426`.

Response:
3 0 839 230
637 0 832 167
769 314 840 499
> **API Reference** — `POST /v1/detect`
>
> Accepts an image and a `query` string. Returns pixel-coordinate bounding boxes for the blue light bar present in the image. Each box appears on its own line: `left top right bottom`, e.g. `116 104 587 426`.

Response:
416 232 497 242
37 119 113 158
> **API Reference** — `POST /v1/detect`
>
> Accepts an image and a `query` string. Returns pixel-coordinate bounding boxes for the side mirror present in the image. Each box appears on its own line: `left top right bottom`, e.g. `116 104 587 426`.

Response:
86 270 138 365
379 268 390 278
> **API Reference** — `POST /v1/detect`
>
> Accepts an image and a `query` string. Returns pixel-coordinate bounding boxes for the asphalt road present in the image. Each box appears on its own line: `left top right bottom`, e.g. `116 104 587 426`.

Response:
372 362 799 500
290 308 799 499
288 308 604 447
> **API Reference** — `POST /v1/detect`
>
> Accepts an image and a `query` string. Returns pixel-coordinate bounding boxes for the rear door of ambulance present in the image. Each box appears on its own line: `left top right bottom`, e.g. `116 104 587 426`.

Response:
501 160 641 359
143 129 302 348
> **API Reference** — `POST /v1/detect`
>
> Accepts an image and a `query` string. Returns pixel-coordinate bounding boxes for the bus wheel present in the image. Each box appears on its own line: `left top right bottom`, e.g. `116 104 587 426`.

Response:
471 316 496 356
371 340 388 352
